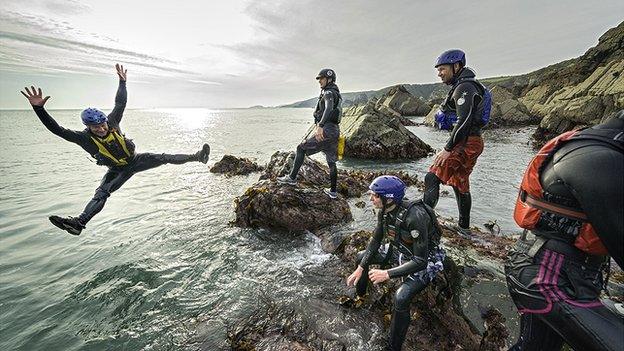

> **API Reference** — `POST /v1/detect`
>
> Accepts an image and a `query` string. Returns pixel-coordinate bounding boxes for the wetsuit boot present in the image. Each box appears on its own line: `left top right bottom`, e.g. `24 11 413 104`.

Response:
453 187 472 235
388 306 411 351
196 143 211 164
278 146 305 185
324 161 338 199
49 215 85 236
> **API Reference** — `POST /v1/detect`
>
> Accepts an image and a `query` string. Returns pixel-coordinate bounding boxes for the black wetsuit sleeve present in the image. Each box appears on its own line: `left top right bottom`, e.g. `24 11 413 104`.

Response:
359 215 384 268
317 91 335 127
107 80 127 126
33 105 85 145
444 82 481 151
387 210 430 278
555 144 624 268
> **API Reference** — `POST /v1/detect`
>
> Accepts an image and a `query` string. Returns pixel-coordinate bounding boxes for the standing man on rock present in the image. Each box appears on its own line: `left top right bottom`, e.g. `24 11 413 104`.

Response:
20 64 211 236
423 49 490 235
347 176 445 351
277 69 342 199
505 112 624 351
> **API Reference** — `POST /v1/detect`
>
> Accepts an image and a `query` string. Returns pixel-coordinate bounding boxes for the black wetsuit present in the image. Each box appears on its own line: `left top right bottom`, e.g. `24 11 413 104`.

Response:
506 115 624 351
356 200 444 351
32 80 201 226
424 67 486 229
289 82 342 192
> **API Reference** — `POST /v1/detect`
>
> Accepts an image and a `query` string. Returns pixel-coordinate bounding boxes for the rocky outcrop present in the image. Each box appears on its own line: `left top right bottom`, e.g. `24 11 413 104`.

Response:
226 222 512 351
233 151 427 232
233 180 353 232
260 151 423 198
341 101 433 159
375 85 431 117
209 155 264 176
489 86 538 126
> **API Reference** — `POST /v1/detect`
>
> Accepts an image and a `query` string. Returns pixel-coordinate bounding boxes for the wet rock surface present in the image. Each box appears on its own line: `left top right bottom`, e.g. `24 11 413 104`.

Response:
233 151 425 232
226 219 514 351
260 151 423 198
209 155 264 176
340 101 433 160
232 180 353 232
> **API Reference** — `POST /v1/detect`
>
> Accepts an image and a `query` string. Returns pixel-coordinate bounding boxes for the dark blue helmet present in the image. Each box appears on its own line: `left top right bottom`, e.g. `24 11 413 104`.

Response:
435 49 466 68
81 108 108 125
316 68 336 82
369 175 406 203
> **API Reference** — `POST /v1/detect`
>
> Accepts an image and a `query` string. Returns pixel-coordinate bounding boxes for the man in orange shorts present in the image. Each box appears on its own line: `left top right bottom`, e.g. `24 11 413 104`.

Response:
423 49 490 235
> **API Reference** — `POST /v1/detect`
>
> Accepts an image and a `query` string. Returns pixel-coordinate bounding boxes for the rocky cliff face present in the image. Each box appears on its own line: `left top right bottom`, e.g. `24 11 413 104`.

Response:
517 21 624 134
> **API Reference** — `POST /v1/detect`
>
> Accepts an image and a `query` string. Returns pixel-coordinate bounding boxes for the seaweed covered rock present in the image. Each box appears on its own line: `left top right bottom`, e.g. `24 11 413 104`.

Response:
340 101 433 160
233 180 352 232
209 155 264 176
261 151 423 198
335 229 511 350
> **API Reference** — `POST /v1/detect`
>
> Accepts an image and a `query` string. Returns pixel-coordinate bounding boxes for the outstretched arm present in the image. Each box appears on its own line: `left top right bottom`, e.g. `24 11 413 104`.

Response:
107 63 127 126
21 86 83 144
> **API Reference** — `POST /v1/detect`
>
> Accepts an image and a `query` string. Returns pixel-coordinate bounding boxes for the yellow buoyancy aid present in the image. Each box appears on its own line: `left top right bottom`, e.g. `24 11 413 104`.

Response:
90 129 134 166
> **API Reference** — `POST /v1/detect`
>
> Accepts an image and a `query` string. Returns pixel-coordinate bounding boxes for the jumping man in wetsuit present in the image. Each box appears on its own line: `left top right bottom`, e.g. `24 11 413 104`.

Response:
347 176 445 351
277 69 342 199
21 64 211 236
505 111 624 351
423 50 487 235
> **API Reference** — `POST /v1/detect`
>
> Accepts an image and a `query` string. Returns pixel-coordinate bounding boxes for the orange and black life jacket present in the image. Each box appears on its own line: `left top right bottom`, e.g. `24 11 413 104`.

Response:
90 128 135 167
514 127 624 255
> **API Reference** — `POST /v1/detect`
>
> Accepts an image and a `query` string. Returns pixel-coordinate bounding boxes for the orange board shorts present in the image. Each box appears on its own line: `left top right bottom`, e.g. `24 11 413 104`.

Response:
429 136 484 193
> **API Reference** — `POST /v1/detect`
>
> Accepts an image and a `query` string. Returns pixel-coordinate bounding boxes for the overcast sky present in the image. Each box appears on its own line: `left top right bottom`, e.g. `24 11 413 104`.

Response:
0 0 622 109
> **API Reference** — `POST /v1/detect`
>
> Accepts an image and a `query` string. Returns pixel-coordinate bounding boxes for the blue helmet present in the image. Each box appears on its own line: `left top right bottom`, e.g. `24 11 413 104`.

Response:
435 49 466 68
81 108 108 125
369 175 406 203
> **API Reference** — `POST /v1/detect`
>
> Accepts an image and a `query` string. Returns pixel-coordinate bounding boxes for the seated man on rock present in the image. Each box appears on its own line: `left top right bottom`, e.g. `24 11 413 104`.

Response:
346 175 445 351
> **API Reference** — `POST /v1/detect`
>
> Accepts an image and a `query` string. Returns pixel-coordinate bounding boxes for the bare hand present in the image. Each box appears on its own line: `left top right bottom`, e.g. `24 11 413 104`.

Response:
20 86 50 107
346 266 364 287
315 125 325 141
116 63 127 81
433 149 451 168
368 269 389 284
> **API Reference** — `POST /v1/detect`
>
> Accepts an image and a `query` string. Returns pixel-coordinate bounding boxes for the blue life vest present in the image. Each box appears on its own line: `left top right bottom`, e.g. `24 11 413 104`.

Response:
434 79 492 131
434 109 457 131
